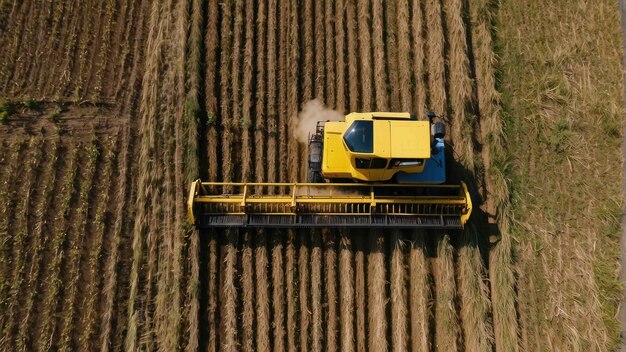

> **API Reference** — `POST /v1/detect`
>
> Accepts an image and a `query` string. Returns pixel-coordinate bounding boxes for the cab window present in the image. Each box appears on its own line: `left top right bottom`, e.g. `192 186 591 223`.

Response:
343 120 373 153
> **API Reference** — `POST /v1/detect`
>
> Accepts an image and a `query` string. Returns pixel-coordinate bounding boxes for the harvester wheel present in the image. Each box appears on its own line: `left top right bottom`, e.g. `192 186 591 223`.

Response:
307 169 324 183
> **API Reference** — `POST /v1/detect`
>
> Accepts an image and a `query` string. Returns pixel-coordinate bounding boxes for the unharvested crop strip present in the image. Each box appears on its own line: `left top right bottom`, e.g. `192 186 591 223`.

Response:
78 140 117 351
357 0 372 110
58 137 100 352
390 231 408 352
206 231 219 352
425 0 447 113
371 0 388 110
346 0 359 111
126 1 163 348
271 231 286 351
88 0 118 100
266 0 278 190
396 0 412 111
205 0 219 183
457 227 494 351
339 231 355 352
433 234 461 352
241 231 256 352
286 230 298 351
72 0 101 98
1 137 45 351
469 2 519 349
1 1 32 94
410 0 427 117
334 0 346 111
324 0 336 107
220 229 239 352
278 0 288 185
219 0 234 188
185 1 204 349
444 0 474 169
299 231 311 352
287 0 300 183
254 0 268 187
255 230 271 351
313 0 325 99
241 0 254 182
0 139 25 327
409 231 431 352
367 230 387 351
310 230 323 352
36 146 80 352
301 0 314 101
33 0 66 93
384 0 399 109
230 0 244 182
100 128 131 352
325 230 338 352
16 139 59 350
354 235 367 352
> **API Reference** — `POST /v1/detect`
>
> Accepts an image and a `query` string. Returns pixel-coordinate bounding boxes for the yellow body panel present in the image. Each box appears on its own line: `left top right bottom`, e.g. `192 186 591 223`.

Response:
322 112 431 182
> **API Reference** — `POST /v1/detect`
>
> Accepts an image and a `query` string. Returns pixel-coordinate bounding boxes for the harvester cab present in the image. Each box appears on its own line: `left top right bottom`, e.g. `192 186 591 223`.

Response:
188 112 472 229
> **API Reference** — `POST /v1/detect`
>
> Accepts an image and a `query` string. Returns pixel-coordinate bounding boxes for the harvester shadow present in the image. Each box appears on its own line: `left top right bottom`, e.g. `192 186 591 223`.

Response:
444 147 499 264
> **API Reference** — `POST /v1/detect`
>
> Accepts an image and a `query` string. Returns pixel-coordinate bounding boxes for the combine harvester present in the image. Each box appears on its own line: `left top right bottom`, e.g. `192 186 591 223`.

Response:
188 112 472 229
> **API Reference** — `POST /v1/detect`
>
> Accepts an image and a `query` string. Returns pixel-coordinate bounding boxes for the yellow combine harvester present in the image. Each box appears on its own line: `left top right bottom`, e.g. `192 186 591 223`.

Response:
188 112 472 229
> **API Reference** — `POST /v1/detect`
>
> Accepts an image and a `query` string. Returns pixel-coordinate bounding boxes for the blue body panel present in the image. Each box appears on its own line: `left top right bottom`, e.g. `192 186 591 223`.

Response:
395 137 446 184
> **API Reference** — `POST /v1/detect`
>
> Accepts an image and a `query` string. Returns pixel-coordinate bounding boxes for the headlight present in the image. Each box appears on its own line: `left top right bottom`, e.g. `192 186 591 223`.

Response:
395 160 423 167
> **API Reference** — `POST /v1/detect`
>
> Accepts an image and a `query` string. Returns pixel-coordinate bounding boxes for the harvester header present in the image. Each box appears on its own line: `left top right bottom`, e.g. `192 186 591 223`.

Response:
188 181 471 229
188 111 473 230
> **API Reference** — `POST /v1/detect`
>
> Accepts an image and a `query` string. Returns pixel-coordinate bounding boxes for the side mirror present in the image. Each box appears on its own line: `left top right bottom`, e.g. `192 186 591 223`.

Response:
427 111 437 122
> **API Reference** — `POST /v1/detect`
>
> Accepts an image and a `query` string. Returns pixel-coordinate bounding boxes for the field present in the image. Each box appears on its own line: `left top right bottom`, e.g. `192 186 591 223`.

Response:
0 0 622 351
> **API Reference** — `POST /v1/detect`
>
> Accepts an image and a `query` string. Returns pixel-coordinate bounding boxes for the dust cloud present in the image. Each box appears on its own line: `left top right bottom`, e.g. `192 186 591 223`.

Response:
293 99 344 144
